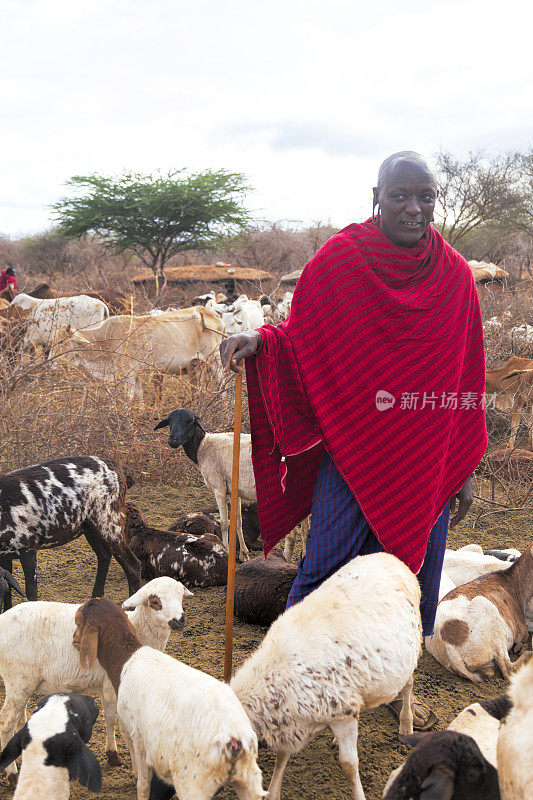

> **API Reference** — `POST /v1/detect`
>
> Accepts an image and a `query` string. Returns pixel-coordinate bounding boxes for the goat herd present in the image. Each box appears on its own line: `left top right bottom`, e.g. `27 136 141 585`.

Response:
0 278 531 800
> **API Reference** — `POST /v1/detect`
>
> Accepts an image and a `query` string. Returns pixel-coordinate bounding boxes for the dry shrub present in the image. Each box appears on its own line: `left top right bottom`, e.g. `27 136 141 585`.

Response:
0 341 249 489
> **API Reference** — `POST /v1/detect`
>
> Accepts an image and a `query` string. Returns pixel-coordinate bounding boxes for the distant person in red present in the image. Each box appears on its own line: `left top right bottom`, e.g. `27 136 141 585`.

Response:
0 267 17 293
220 151 487 730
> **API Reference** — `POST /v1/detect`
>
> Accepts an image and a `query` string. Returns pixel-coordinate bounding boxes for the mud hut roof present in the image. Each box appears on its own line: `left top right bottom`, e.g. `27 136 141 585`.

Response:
132 263 273 285
280 268 304 285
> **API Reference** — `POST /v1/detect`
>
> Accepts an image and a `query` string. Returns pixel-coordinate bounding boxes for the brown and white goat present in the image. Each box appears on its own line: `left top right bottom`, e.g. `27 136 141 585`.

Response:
426 542 533 682
73 598 264 800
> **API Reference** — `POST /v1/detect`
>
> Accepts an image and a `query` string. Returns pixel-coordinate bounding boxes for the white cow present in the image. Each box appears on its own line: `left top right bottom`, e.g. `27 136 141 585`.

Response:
11 293 109 352
221 295 264 334
54 306 224 401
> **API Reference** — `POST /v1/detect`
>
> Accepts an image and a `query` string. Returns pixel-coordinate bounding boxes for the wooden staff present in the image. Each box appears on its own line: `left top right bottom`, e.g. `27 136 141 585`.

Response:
223 370 243 682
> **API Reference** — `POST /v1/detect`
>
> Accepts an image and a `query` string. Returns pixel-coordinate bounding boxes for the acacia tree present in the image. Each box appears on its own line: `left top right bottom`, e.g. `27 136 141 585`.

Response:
53 169 252 291
434 150 525 247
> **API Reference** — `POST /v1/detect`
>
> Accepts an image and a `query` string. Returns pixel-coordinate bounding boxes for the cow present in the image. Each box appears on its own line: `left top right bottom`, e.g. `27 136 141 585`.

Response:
221 295 265 334
52 306 224 401
9 294 109 356
26 284 131 316
486 356 533 450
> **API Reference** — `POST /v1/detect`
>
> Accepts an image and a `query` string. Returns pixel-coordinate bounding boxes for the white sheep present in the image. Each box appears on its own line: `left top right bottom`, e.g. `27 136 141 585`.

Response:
231 552 422 800
0 577 191 782
497 654 533 800
74 597 264 800
0 693 101 799
426 543 533 682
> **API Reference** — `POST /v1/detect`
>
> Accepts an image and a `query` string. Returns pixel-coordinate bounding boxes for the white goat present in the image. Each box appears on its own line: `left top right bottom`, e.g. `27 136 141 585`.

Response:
231 552 422 800
0 577 190 781
498 654 533 800
74 597 264 800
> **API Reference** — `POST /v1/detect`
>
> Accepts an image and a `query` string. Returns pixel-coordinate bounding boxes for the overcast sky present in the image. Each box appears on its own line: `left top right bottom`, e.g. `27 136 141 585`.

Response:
1 0 531 237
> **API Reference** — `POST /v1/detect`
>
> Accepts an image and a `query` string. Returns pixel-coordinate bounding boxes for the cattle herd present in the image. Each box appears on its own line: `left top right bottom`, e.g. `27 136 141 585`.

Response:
0 274 531 800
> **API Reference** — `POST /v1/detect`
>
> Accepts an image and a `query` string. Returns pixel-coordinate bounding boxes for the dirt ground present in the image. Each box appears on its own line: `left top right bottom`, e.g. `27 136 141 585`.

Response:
0 476 531 800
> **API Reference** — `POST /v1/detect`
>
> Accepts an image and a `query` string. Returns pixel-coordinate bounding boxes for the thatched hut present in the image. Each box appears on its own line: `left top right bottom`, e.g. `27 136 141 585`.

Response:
131 262 274 305
280 268 303 286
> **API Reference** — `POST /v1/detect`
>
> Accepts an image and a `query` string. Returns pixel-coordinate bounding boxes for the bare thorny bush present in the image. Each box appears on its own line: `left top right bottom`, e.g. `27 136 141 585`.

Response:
0 333 250 491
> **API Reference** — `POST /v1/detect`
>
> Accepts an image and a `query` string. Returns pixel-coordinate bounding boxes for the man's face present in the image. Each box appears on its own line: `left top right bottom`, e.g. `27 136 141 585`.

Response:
373 162 437 247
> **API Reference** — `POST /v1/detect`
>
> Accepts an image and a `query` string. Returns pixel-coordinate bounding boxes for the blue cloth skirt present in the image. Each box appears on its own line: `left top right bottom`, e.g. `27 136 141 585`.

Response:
286 451 450 636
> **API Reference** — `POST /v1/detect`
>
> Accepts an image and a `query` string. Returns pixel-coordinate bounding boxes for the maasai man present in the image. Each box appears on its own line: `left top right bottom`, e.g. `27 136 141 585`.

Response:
220 151 487 729
0 267 17 293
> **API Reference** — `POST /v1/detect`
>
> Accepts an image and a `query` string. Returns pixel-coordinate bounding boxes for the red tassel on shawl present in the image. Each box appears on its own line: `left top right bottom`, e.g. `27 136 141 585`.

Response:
246 222 487 574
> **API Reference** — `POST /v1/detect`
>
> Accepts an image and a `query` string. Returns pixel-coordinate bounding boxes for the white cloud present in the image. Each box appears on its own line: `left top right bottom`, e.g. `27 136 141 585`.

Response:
0 0 531 236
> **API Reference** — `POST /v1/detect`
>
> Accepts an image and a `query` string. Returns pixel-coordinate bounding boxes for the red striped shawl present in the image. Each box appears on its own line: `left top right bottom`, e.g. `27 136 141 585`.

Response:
245 221 487 574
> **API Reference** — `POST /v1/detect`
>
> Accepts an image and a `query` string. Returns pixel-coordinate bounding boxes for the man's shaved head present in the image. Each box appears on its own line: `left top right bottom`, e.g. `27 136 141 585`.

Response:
373 151 437 246
377 151 435 189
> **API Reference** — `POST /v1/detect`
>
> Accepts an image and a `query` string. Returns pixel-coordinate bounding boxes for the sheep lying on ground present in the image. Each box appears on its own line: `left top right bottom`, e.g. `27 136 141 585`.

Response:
0 577 190 779
382 731 501 799
169 503 263 551
73 597 264 800
231 552 422 800
498 654 533 800
0 693 101 799
426 543 533 682
0 456 140 607
125 503 228 587
234 550 296 626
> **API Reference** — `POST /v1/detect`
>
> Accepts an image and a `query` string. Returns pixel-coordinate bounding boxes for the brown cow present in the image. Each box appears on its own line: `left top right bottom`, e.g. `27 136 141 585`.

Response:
485 356 533 450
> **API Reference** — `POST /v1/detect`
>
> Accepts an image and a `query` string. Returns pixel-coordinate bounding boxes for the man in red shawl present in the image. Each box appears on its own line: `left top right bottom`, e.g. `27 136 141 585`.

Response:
220 151 487 729
0 267 17 293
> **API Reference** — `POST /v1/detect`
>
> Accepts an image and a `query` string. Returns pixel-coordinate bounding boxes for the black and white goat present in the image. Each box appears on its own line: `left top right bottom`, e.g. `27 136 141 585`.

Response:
0 693 101 799
169 504 263 551
124 503 228 587
0 456 141 607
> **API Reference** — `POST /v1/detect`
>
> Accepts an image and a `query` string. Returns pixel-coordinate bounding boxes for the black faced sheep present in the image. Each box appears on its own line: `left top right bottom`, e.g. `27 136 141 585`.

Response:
382 730 501 799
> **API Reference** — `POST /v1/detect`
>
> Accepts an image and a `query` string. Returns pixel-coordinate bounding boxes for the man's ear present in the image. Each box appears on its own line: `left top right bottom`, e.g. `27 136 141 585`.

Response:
154 417 170 431
372 186 379 207
79 624 99 670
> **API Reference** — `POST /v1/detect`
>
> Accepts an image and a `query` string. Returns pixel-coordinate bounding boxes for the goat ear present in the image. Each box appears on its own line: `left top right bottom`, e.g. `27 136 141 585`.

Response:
184 587 194 597
154 417 170 431
0 726 28 771
122 586 147 610
0 568 24 597
420 765 455 800
67 739 102 792
79 623 99 670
